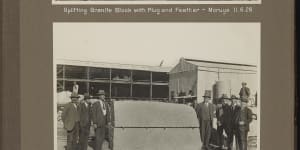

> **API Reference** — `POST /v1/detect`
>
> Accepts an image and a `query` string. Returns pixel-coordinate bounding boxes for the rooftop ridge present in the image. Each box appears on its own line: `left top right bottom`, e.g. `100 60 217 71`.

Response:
183 58 257 67
56 58 172 68
55 58 172 72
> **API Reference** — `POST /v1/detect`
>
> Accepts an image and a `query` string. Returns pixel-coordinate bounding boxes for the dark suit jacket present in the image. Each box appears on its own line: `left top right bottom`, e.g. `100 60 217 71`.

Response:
216 106 224 125
91 100 110 128
239 87 250 98
61 102 80 131
195 102 215 123
235 107 253 131
78 101 91 127
223 105 240 133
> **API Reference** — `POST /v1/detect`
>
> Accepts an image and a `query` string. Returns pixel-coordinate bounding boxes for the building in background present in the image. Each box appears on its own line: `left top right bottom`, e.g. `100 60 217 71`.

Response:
169 58 258 105
56 58 258 106
56 59 171 101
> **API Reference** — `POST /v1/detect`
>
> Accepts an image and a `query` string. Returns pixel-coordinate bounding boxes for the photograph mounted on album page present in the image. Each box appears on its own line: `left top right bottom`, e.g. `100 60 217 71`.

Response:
0 0 295 150
53 22 261 150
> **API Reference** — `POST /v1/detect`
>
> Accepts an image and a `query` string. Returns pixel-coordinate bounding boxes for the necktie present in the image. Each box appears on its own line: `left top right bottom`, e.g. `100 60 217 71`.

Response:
102 102 106 111
100 101 107 116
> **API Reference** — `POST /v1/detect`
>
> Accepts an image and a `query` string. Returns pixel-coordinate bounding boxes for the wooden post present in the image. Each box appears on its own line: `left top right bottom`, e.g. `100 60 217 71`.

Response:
109 68 112 99
150 72 153 100
86 67 90 94
62 65 65 91
130 70 133 98
217 68 220 80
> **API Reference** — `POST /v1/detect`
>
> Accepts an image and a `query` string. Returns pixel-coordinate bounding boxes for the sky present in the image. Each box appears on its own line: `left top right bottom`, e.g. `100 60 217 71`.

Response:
53 23 260 67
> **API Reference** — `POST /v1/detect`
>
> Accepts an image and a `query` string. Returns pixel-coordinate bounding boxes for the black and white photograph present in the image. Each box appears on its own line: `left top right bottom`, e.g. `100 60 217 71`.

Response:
53 23 260 150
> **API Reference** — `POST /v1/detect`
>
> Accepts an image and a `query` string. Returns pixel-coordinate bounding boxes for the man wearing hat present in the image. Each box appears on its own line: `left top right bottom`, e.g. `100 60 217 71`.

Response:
235 97 253 150
61 93 80 150
216 94 229 150
226 95 241 150
239 82 250 99
91 90 110 150
195 90 215 150
78 93 92 150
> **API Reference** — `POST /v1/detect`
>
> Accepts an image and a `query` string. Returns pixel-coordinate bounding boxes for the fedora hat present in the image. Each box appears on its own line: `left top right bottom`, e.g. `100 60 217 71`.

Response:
70 93 80 99
202 90 211 98
96 90 105 95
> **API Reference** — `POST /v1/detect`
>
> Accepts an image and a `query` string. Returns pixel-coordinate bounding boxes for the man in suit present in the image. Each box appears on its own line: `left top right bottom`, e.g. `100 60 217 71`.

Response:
239 82 250 98
62 93 80 150
216 94 229 150
195 90 215 150
78 93 92 150
91 90 110 150
226 95 241 150
236 97 253 150
104 98 113 150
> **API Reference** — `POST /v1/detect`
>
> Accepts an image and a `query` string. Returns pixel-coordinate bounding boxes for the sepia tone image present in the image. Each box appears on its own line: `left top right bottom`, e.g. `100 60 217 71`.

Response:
53 23 260 150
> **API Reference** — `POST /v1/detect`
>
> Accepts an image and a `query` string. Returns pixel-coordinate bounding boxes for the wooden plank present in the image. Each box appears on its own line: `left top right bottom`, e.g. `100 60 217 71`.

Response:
150 72 153 100
109 68 112 98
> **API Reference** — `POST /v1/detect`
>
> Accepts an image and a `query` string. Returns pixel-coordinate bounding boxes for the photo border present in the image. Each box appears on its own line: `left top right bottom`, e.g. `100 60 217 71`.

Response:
53 22 261 150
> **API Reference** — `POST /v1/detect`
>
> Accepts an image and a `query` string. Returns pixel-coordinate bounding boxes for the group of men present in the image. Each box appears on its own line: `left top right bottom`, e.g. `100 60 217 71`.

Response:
61 81 253 150
61 90 111 150
195 82 253 150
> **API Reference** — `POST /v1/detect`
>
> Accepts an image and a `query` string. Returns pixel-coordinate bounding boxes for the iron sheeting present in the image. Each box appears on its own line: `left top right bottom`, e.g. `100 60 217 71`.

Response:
114 101 199 127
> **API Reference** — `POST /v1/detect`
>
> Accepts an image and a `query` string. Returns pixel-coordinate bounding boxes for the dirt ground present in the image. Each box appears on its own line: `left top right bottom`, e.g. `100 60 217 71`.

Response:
57 120 257 150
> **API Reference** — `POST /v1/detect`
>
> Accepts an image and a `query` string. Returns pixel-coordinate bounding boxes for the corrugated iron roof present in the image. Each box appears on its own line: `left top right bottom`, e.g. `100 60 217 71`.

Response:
184 58 257 72
185 58 257 67
55 59 172 73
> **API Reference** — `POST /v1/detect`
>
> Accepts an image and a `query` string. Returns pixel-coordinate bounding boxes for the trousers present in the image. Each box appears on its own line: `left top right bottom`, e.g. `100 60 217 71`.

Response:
217 125 224 148
95 127 105 150
200 120 212 148
227 130 239 150
237 129 248 150
66 122 79 150
79 126 90 150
